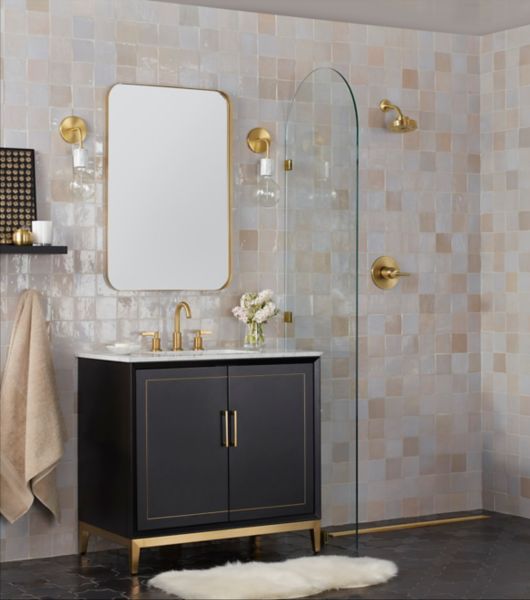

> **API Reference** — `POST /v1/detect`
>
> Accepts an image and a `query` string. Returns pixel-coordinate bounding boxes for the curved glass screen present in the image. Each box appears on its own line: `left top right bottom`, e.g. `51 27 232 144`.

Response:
284 68 359 541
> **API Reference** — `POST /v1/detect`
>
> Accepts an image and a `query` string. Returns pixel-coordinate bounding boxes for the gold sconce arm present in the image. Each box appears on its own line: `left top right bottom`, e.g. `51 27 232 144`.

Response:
59 116 88 145
246 127 272 155
59 115 91 173
247 126 281 206
72 128 84 147
246 126 281 206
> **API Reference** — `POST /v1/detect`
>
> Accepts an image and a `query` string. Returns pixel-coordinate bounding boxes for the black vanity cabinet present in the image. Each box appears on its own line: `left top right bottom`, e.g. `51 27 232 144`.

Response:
78 355 321 573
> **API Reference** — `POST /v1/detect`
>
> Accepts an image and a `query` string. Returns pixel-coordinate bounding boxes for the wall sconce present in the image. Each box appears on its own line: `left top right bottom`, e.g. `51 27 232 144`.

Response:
246 127 280 207
59 115 95 199
379 99 417 133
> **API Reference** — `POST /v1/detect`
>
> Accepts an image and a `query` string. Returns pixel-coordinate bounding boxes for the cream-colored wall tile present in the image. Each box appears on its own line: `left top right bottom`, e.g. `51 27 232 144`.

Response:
2 0 513 561
481 25 530 520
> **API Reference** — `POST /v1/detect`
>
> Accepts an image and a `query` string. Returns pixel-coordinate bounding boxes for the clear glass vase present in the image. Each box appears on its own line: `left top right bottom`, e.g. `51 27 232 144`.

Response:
244 321 265 349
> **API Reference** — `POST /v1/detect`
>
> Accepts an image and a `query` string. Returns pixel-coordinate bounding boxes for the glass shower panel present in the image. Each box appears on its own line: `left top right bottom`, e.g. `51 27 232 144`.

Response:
284 68 359 539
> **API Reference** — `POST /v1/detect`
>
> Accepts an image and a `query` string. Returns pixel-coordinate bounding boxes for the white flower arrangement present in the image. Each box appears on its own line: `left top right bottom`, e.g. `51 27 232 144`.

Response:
232 289 279 325
232 289 280 347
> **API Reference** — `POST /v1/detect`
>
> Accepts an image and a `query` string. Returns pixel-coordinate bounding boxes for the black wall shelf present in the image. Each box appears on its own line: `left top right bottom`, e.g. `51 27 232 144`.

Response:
0 245 68 255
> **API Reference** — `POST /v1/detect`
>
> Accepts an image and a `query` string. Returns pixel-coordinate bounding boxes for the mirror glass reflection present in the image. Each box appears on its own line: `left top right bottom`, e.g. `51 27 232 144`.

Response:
107 84 231 291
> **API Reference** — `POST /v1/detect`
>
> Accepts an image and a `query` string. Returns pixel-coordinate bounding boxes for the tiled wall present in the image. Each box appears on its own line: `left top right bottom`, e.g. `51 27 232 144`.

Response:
480 25 530 519
357 31 483 522
0 0 486 561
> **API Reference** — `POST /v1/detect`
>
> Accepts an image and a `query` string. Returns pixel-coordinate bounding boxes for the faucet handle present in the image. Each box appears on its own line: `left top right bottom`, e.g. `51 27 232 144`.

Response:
141 331 161 352
193 330 212 351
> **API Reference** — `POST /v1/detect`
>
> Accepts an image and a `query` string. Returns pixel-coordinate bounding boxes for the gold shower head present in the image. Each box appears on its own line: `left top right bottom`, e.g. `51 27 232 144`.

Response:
379 99 417 133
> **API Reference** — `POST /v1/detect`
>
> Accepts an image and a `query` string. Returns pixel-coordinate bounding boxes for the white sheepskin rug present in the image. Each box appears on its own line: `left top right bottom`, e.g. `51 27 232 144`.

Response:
149 555 398 599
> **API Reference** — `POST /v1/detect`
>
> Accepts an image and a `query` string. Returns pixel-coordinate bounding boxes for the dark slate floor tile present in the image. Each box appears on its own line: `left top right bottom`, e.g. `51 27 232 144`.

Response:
1 513 529 600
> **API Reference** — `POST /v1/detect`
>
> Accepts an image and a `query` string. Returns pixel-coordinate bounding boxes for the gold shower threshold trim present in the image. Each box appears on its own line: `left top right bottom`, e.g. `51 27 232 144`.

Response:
324 514 490 540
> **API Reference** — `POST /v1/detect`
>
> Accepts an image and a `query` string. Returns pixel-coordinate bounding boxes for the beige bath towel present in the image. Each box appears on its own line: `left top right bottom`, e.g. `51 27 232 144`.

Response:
0 290 65 523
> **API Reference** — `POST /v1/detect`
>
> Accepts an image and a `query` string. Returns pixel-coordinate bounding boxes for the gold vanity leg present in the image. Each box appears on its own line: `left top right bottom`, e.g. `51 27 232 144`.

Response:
129 541 141 575
79 524 90 555
310 522 322 553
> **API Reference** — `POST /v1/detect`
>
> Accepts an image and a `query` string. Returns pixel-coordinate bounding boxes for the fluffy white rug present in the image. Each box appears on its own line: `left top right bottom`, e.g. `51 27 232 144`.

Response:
149 555 398 600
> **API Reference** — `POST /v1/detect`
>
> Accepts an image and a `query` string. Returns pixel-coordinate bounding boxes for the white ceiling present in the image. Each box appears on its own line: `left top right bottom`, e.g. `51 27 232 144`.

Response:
156 0 530 35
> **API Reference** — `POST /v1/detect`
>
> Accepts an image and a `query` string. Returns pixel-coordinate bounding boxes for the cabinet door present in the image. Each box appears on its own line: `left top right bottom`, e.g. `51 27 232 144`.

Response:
228 362 315 522
136 366 229 530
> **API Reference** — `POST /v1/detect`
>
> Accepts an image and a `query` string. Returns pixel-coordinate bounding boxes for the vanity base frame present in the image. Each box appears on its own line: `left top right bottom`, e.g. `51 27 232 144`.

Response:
79 519 321 574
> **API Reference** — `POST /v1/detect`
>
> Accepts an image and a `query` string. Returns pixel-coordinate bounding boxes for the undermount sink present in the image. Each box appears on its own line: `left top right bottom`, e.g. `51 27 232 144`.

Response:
137 349 256 356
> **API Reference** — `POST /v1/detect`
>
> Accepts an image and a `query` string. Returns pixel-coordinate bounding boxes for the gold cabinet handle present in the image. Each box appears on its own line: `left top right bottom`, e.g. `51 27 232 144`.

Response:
221 410 229 448
230 410 238 448
140 331 161 352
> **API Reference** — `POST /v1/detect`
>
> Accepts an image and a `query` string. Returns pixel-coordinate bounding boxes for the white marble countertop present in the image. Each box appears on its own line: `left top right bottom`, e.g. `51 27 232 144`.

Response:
76 349 323 363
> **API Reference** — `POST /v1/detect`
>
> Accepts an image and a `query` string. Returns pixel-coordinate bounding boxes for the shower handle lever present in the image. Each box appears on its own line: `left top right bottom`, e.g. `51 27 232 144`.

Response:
380 267 410 280
371 256 411 290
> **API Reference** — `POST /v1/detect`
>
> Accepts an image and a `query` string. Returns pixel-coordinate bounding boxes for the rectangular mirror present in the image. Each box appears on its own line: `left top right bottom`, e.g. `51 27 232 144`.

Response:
107 84 231 290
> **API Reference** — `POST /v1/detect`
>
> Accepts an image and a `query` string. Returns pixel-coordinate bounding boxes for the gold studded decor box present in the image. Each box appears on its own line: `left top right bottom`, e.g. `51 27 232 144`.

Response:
0 148 37 245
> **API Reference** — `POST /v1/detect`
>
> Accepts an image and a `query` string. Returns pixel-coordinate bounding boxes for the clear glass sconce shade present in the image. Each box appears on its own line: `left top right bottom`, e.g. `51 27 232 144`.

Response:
69 146 95 200
70 168 95 200
310 160 338 203
255 158 280 207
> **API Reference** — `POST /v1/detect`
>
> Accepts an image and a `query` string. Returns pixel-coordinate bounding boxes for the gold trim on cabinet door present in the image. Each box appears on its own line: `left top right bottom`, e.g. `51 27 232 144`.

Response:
228 372 308 513
144 376 229 521
142 371 309 520
146 376 228 384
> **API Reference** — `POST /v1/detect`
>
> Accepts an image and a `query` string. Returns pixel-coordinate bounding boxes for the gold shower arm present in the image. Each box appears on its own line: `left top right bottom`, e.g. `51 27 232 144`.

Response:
378 99 417 133
379 99 404 120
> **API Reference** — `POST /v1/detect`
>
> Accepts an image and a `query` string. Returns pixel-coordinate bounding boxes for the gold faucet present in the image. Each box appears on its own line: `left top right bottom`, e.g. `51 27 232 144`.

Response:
141 331 161 352
193 330 212 351
173 301 192 351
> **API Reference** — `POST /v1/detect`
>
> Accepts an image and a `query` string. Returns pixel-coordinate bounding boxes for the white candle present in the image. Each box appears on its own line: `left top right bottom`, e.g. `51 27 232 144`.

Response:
31 221 53 245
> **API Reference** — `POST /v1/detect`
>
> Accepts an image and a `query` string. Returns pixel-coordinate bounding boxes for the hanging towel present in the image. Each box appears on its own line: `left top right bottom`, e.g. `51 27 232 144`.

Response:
0 290 65 524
